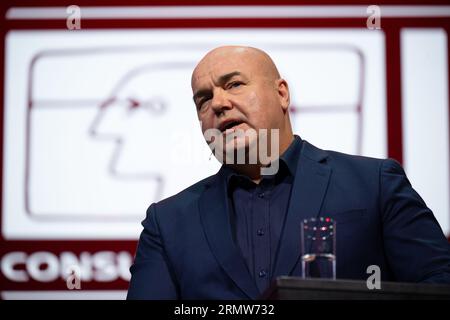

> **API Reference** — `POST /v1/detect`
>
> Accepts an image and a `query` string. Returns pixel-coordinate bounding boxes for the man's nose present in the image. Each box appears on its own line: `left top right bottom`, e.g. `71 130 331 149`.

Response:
210 89 232 115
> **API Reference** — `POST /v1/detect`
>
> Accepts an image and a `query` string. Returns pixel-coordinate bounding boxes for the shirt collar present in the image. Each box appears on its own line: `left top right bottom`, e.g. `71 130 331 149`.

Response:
279 134 302 177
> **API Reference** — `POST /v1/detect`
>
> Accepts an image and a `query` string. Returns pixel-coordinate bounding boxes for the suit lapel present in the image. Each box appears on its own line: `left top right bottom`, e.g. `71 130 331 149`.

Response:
273 141 332 278
198 168 260 299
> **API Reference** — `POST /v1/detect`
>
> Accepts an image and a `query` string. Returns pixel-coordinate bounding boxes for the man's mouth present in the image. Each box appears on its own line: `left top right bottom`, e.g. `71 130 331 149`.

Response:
219 120 245 133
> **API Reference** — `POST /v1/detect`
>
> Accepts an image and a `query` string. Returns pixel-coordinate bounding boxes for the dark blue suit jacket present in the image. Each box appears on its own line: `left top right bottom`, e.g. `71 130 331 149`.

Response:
127 139 450 299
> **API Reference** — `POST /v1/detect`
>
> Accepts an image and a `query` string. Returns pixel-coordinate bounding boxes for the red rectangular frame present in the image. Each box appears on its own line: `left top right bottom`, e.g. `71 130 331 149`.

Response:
0 0 449 293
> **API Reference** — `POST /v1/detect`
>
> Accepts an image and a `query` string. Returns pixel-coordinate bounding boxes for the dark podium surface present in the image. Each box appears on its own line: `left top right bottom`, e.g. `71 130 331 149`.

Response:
262 277 450 300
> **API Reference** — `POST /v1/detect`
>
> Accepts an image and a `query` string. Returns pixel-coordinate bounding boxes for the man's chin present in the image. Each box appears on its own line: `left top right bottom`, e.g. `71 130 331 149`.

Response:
220 136 258 165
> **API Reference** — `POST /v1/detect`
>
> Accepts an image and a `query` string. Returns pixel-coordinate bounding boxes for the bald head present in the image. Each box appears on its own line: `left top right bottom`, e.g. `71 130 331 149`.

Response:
191 46 281 89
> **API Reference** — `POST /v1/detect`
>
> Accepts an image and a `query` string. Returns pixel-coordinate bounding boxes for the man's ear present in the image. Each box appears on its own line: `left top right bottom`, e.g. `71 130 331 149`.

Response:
277 79 290 113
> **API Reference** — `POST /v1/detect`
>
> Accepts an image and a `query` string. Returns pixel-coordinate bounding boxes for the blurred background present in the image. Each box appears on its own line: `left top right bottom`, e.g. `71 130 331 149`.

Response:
0 0 449 299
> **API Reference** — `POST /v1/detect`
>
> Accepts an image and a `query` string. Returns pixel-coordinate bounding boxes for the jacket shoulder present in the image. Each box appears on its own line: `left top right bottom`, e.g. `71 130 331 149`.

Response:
302 140 395 175
151 172 217 213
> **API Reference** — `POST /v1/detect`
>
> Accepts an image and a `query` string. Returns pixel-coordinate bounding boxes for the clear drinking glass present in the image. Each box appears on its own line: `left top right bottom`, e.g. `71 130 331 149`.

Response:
301 217 336 279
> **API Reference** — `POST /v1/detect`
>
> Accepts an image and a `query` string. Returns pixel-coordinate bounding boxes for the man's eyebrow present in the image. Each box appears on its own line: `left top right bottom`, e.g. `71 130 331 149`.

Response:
217 71 242 85
192 71 243 103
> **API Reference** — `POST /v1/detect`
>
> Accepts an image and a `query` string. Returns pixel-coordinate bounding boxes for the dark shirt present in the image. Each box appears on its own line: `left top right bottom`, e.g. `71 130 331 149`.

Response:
225 135 302 294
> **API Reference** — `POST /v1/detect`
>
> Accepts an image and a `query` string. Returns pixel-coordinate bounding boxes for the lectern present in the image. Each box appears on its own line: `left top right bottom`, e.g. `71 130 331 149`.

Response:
262 277 450 300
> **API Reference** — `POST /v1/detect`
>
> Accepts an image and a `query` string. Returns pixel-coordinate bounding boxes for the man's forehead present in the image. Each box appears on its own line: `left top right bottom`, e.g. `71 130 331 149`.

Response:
191 46 279 91
193 66 245 83
192 58 256 90
194 53 248 74
192 66 247 93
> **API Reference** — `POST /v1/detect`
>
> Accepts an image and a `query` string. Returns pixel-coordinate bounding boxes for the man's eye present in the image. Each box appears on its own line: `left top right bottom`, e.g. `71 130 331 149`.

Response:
197 98 210 110
228 81 243 89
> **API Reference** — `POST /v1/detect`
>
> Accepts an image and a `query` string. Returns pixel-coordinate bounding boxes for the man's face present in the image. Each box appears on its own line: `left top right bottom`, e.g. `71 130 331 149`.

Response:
191 47 287 156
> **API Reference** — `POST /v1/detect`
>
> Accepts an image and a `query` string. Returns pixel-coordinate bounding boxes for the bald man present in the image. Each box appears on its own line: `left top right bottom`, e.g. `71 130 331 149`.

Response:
192 46 292 181
127 46 450 300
